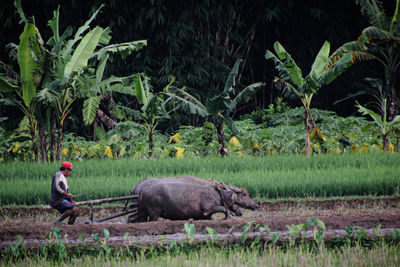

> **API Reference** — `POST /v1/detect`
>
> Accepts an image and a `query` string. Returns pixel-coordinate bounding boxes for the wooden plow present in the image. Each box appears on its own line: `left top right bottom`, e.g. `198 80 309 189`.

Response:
74 195 139 224
45 195 139 224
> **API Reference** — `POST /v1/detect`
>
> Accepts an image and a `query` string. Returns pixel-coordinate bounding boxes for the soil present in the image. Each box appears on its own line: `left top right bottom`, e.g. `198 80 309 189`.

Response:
1 197 399 249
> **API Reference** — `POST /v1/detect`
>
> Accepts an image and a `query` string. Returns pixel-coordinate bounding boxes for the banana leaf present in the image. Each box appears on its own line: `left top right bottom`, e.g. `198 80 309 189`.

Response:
82 96 101 125
64 26 104 76
266 41 304 87
18 23 39 106
310 41 330 83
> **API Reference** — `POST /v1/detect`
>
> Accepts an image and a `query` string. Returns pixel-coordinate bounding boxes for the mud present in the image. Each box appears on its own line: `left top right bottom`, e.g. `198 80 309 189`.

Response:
0 197 399 249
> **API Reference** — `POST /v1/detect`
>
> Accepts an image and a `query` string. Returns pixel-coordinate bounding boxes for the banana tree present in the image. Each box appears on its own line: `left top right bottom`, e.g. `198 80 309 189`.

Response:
334 0 400 120
133 73 171 158
356 99 400 152
165 59 264 156
266 41 354 155
2 2 146 161
47 6 146 160
15 3 146 161
73 53 137 130
0 20 42 161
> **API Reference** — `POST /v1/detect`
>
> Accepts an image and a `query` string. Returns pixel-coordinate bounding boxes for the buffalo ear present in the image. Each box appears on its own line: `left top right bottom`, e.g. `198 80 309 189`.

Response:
221 190 236 206
217 182 225 191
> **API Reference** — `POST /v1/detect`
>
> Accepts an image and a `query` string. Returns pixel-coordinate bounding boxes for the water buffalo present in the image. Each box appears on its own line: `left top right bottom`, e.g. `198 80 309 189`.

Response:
127 176 258 222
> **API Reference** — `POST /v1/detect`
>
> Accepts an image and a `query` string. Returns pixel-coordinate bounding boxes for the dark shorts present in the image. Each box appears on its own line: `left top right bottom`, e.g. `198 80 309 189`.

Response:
53 199 75 214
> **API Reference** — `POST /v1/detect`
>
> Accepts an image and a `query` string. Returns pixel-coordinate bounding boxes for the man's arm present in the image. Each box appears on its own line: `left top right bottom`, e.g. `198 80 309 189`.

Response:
55 173 72 199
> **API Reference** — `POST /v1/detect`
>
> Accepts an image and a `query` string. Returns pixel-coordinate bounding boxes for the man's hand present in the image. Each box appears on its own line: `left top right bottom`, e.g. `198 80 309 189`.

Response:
63 192 73 198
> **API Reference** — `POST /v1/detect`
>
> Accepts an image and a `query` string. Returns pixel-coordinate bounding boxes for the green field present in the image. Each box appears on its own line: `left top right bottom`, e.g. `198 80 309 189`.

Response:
1 153 399 206
4 243 400 267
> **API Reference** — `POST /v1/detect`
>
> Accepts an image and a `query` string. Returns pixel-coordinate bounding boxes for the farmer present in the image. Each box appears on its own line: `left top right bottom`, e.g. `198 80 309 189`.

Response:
50 161 79 225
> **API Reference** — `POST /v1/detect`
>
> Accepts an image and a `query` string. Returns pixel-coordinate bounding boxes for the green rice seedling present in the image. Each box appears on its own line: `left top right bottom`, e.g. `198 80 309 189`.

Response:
393 229 399 240
205 227 217 244
7 243 400 267
1 154 399 205
183 223 196 244
272 231 282 245
241 221 254 244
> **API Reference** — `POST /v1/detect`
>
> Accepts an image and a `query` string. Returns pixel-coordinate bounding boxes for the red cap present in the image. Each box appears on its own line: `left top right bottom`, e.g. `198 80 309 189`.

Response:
62 161 73 170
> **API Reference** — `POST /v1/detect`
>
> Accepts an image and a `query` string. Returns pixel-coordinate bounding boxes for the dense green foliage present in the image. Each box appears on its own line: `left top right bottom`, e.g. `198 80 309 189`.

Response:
0 154 399 205
0 1 399 160
2 106 398 161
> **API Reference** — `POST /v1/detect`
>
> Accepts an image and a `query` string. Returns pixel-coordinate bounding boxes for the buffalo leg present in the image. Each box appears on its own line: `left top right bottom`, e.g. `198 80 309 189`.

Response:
230 204 242 216
146 207 161 221
208 206 232 219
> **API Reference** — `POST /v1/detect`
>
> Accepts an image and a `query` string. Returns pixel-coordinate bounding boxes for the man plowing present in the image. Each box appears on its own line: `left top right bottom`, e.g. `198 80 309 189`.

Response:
50 161 79 225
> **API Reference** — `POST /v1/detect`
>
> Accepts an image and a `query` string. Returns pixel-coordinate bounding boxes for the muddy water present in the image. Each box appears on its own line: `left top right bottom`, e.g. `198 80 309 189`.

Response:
1 228 398 251
1 197 399 250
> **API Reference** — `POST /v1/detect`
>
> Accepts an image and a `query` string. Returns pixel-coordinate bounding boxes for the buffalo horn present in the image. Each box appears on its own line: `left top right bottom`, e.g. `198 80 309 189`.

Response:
228 183 242 193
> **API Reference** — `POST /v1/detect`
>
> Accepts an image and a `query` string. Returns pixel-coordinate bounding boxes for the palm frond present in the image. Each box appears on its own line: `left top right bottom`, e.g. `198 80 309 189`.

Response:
96 54 109 85
5 43 18 61
0 98 18 107
47 6 60 47
274 77 302 98
310 41 330 82
35 87 58 104
227 82 264 116
356 101 383 126
0 77 19 93
329 41 375 66
133 73 148 107
14 0 28 24
74 73 97 97
390 0 400 33
266 41 304 87
82 96 101 125
360 26 392 44
389 115 400 126
165 87 208 117
356 0 385 28
223 116 239 136
61 4 104 59
107 84 135 95
18 23 39 106
320 52 353 85
114 104 142 120
223 58 241 96
64 26 104 76
92 40 147 60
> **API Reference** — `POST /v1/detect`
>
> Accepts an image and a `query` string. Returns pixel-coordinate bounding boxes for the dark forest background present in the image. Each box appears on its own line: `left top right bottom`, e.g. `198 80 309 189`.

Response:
0 0 395 120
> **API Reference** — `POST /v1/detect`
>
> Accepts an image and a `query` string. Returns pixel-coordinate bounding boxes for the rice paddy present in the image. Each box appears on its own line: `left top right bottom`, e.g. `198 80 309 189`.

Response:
1 153 399 205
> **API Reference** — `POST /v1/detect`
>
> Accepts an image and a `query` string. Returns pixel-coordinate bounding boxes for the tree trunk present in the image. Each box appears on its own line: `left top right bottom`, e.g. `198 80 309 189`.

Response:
304 108 311 156
148 127 153 158
56 124 63 161
93 121 97 142
97 109 116 130
389 70 398 121
28 119 40 162
39 125 48 163
216 120 228 157
49 122 57 162
382 133 389 153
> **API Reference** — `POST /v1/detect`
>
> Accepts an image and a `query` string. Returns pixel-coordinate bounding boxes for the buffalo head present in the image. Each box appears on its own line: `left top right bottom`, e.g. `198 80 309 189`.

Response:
218 183 259 214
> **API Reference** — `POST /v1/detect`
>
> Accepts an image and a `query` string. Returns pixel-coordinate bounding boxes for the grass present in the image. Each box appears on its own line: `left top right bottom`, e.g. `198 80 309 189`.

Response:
0 153 399 205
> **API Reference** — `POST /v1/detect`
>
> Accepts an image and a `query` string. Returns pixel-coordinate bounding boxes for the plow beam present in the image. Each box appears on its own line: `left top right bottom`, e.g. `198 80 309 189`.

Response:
74 195 138 206
91 208 138 223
